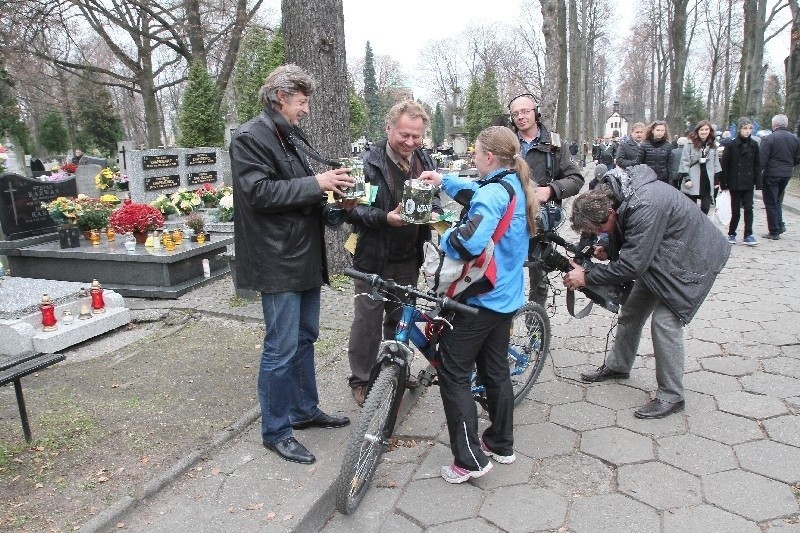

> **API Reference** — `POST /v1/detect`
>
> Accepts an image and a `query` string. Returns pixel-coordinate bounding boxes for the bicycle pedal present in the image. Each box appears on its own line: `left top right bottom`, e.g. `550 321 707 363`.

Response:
417 369 436 387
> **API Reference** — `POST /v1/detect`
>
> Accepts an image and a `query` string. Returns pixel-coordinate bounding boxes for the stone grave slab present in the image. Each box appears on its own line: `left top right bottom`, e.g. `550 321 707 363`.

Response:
0 277 130 356
0 172 76 240
73 164 103 197
7 236 233 299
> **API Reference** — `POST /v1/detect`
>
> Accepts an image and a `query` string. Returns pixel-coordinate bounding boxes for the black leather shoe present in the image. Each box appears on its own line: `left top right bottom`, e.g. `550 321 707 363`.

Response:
580 364 630 383
634 398 685 419
405 375 420 390
263 437 316 464
762 233 780 240
291 411 351 430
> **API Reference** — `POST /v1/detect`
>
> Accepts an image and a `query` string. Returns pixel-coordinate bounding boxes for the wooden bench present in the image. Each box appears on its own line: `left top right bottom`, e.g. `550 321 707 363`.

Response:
0 353 66 442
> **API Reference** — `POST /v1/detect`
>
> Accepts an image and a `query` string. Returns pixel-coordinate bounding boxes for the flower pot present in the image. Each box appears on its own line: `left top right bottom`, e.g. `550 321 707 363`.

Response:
82 230 92 240
132 231 148 244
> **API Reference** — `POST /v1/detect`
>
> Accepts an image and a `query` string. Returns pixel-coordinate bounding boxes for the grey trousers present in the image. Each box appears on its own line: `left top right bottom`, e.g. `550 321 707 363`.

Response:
347 260 418 387
605 281 686 403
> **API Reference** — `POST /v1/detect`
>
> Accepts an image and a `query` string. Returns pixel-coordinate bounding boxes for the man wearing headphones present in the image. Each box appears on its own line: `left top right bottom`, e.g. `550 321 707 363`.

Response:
563 165 730 418
509 94 584 306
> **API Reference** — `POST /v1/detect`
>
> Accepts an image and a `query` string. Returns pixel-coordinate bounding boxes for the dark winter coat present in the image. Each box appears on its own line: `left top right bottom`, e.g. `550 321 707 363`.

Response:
615 137 640 169
230 107 331 293
599 142 617 167
585 165 730 323
345 140 437 274
636 138 673 183
720 135 762 191
759 126 800 177
520 123 584 203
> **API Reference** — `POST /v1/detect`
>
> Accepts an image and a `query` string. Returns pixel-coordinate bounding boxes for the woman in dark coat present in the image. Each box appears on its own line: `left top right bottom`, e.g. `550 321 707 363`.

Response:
720 117 761 245
636 121 673 183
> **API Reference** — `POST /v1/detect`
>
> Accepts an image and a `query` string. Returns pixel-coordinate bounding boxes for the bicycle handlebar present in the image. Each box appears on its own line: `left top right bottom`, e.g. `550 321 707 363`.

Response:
343 268 479 316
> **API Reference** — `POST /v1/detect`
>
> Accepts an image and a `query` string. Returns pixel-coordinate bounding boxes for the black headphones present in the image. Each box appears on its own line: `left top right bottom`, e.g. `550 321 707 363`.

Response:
508 93 542 126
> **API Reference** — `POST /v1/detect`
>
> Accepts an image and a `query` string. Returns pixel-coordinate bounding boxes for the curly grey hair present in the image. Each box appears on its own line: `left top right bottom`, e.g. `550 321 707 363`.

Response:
257 64 316 107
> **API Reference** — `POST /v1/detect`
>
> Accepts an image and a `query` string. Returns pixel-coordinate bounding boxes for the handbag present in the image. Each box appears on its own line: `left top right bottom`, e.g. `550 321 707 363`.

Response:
714 189 732 225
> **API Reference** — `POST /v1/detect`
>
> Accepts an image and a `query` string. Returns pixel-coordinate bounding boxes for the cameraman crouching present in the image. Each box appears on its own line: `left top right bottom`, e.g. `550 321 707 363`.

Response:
562 165 730 418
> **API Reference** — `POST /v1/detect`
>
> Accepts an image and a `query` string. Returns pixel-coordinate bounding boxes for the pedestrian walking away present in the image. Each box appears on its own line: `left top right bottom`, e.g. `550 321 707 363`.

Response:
564 165 730 419
759 114 800 240
229 64 353 465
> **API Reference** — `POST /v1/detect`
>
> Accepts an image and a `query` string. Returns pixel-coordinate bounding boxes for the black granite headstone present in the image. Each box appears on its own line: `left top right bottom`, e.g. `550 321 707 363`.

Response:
0 173 78 240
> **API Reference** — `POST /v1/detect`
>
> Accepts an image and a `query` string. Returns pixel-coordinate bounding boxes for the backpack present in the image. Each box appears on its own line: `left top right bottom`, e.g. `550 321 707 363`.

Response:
422 174 517 299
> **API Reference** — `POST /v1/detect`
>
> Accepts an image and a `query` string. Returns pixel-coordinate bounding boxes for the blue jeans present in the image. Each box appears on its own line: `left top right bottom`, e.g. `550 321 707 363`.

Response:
259 288 323 444
762 175 790 235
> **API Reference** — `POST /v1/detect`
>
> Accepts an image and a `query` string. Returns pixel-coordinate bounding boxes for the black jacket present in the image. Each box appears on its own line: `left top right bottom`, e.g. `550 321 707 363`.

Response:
599 142 617 167
520 123 584 203
637 138 673 183
345 141 437 273
721 135 762 191
616 137 640 169
230 107 331 293
759 127 800 177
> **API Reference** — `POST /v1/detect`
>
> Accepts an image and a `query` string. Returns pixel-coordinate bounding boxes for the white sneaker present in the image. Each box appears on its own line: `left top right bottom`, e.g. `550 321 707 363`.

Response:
480 439 517 464
440 461 493 484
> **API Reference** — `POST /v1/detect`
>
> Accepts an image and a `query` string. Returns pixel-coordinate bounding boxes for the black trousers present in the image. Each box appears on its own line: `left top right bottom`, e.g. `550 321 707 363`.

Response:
728 189 755 237
438 306 515 470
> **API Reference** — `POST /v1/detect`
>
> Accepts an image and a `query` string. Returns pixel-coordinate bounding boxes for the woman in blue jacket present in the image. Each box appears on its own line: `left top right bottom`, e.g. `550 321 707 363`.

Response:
419 126 538 484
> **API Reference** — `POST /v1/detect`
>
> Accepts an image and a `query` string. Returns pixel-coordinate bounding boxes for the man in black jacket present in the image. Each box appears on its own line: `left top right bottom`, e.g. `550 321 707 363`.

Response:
508 94 584 306
230 64 353 465
760 114 800 240
344 100 439 406
616 123 645 169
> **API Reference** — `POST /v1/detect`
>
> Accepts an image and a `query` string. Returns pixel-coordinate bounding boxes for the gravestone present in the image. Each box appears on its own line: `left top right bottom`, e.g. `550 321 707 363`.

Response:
74 164 103 198
116 141 137 173
127 148 231 205
0 172 77 240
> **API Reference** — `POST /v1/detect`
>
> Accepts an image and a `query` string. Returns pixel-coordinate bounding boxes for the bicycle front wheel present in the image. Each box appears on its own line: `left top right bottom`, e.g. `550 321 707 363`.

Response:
335 364 401 515
509 302 550 405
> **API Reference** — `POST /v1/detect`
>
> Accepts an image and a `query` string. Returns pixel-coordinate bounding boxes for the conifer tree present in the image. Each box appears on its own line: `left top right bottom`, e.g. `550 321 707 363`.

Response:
179 62 225 147
433 103 445 147
363 42 382 142
233 28 285 123
39 111 69 154
75 79 124 156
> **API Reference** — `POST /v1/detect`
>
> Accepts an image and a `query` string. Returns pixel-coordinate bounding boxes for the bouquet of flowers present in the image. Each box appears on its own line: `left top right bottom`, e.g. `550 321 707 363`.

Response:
100 194 122 205
95 167 116 190
150 195 179 217
114 172 129 190
0 151 7 173
216 184 233 199
108 202 165 234
170 188 202 215
197 183 218 206
61 162 77 174
216 192 234 222
75 197 113 231
45 196 82 225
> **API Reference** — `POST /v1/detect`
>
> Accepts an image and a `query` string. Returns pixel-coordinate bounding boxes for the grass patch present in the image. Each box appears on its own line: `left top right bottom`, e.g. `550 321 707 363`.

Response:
228 296 251 307
329 274 351 290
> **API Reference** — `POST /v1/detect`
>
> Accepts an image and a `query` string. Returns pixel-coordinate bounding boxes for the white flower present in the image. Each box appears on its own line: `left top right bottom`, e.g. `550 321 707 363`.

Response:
219 195 234 209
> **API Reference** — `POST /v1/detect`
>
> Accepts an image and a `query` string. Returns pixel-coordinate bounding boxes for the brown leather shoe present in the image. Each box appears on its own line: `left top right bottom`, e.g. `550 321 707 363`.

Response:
351 385 367 407
580 364 630 383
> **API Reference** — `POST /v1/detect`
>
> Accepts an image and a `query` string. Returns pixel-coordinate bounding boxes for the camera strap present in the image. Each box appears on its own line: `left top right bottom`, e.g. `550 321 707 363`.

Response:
566 289 594 319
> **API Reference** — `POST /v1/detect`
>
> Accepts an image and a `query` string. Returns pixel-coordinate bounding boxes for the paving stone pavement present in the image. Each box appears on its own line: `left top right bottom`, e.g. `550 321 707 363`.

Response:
85 181 800 532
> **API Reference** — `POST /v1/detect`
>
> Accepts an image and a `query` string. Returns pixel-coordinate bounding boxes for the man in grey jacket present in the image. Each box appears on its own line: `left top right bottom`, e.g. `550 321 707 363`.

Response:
760 114 800 240
563 165 730 418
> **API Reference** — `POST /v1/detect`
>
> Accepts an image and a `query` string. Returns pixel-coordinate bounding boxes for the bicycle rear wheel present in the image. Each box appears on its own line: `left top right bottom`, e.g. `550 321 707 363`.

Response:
335 364 401 515
509 302 550 405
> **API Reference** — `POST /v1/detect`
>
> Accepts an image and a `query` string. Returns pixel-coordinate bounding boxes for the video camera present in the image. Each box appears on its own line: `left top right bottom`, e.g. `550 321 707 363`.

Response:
530 231 633 314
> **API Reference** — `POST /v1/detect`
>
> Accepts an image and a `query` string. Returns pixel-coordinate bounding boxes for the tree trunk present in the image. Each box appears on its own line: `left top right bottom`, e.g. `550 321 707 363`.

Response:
555 0 569 134
667 0 688 137
539 0 562 123
282 0 351 275
722 0 733 128
568 0 580 140
738 0 757 113
786 0 800 124
55 69 77 151
747 0 769 118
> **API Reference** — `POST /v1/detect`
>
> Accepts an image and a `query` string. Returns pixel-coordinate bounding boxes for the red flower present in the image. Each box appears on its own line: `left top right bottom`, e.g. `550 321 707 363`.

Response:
61 163 78 174
108 202 165 234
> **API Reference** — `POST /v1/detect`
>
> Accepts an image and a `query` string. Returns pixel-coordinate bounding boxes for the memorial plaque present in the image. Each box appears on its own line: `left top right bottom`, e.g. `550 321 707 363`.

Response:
142 154 179 170
0 172 78 240
186 152 217 166
58 225 81 249
187 171 218 186
145 174 181 191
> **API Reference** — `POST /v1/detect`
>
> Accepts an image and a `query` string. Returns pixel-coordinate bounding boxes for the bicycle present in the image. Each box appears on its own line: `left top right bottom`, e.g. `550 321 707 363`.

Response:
335 268 550 515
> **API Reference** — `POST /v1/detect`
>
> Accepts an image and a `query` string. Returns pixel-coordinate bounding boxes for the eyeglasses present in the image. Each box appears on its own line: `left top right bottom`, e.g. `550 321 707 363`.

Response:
511 109 534 119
